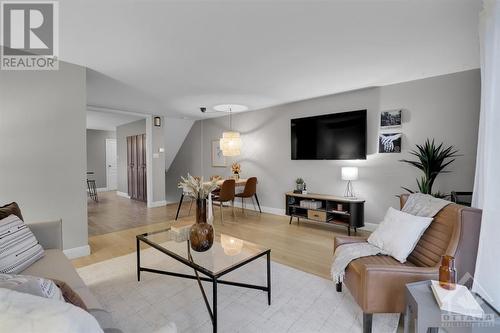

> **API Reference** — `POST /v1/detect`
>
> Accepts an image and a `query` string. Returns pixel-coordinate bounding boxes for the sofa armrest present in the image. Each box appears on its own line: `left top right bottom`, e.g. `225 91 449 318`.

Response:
27 219 63 250
333 236 367 252
360 264 438 313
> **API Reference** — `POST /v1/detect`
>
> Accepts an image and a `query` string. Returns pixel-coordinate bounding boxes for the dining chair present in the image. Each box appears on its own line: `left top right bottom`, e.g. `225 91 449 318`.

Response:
211 179 236 224
86 171 98 202
235 177 261 214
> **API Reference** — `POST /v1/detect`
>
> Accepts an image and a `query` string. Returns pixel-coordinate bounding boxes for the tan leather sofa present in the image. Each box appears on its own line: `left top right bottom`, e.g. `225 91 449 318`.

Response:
334 194 482 333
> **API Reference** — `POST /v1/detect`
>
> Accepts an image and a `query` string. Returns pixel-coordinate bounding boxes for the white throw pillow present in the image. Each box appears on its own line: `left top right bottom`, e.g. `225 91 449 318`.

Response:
367 207 433 263
0 273 63 301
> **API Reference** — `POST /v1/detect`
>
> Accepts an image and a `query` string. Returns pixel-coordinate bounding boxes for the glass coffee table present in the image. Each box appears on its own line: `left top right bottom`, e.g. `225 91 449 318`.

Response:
136 228 271 332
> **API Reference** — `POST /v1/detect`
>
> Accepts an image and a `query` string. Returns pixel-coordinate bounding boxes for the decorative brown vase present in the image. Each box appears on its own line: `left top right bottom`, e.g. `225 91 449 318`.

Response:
439 255 457 290
189 199 214 252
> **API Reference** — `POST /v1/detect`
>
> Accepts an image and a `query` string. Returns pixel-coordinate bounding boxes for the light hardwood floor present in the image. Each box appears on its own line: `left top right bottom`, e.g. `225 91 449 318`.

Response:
75 191 369 279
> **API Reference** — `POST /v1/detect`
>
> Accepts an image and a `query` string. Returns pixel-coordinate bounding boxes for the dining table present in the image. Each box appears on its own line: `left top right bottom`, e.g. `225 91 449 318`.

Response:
175 178 250 222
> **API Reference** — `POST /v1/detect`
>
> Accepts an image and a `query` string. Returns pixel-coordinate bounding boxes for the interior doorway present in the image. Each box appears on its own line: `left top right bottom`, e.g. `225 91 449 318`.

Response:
105 138 117 191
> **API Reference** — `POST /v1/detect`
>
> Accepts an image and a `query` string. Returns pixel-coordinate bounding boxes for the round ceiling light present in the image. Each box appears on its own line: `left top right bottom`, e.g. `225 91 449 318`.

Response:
213 104 248 113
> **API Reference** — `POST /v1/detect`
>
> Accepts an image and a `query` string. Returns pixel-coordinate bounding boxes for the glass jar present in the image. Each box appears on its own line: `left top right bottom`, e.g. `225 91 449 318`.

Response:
439 255 457 290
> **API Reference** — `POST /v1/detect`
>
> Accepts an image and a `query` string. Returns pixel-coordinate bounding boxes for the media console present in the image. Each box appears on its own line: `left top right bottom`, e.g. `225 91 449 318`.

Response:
285 192 365 236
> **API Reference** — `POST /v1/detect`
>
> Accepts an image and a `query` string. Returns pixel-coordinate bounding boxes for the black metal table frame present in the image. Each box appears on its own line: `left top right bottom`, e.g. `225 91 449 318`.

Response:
136 232 271 332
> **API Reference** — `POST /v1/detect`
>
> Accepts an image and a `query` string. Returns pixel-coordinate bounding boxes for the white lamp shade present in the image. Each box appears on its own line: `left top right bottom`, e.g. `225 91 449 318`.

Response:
221 234 243 256
220 131 241 156
341 167 358 181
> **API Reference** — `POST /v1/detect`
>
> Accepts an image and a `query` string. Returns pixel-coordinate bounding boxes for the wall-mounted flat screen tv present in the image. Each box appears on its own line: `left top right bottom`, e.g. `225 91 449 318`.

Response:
291 110 367 160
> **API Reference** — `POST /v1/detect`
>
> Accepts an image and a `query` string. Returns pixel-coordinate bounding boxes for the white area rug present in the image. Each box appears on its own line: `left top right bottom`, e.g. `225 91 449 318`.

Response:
77 244 399 333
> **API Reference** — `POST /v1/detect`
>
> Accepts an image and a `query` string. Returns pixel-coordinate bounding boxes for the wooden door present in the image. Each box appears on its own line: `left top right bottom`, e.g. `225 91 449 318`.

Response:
127 134 147 202
137 134 147 201
127 136 134 197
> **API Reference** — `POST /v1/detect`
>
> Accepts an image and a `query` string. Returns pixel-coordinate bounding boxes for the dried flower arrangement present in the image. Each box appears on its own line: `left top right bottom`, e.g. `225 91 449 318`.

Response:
178 173 218 199
231 162 241 175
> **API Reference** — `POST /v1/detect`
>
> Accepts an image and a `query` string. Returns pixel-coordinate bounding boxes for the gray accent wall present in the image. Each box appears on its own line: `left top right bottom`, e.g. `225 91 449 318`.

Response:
150 116 166 203
116 119 146 194
166 70 481 225
0 62 88 250
86 129 116 188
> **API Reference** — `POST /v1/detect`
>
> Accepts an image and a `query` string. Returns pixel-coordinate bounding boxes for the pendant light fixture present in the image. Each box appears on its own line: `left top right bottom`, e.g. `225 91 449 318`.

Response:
219 105 242 156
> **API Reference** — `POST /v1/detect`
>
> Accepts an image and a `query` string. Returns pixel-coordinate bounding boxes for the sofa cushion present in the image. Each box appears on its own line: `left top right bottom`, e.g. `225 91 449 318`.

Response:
349 254 416 276
21 249 102 310
0 202 23 221
0 214 45 274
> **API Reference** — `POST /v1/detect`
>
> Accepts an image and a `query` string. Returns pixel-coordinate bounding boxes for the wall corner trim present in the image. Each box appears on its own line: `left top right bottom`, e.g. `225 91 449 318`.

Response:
63 244 90 259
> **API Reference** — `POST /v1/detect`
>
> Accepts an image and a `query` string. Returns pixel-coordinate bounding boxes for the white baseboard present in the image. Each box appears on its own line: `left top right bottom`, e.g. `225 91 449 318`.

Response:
238 202 286 216
96 187 108 193
148 200 167 208
63 245 90 259
116 191 131 199
261 205 286 216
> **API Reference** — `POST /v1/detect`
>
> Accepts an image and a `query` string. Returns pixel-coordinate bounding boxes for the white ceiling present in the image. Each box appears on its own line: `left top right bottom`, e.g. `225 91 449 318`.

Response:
61 0 481 119
86 110 145 131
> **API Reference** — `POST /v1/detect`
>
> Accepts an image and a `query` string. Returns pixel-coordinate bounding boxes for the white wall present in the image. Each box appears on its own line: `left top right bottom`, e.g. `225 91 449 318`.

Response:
0 62 88 251
166 70 481 225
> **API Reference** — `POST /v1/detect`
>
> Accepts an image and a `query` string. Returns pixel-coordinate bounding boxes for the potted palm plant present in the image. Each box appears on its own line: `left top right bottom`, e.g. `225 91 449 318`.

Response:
400 139 459 197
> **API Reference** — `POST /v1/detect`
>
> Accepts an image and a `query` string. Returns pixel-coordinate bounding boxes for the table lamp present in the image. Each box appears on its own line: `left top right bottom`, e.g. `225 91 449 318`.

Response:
341 167 358 198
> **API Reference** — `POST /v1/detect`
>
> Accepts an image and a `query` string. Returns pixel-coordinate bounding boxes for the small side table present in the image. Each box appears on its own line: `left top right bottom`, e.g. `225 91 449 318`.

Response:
404 280 499 333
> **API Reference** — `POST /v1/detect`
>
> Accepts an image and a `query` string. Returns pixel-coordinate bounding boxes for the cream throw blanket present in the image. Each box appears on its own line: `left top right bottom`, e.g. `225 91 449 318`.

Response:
401 193 450 217
331 242 385 284
331 193 450 284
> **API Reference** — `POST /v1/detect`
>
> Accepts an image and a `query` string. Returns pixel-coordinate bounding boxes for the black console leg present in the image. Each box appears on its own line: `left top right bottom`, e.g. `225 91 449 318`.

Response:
347 226 351 236
175 194 184 220
336 282 342 292
363 313 373 333
289 215 293 224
